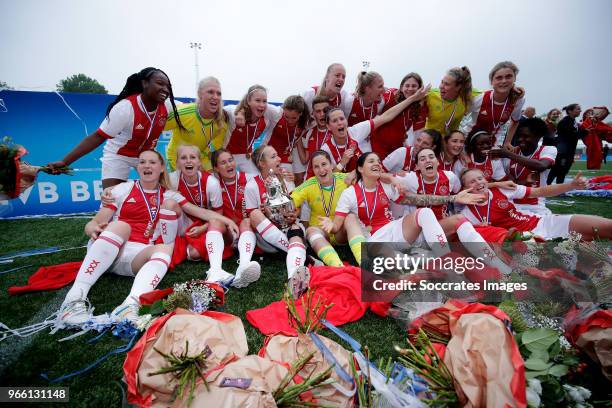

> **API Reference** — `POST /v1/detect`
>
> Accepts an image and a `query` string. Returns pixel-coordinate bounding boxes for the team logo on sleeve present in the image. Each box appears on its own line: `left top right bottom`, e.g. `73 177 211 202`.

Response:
497 199 509 209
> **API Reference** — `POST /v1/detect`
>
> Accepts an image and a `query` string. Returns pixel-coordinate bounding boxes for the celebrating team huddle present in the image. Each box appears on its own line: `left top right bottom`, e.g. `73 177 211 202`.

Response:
46 62 612 325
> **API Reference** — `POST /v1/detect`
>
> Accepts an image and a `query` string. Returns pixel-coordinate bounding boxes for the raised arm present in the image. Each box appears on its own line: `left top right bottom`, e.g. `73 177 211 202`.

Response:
398 188 486 206
488 148 553 172
527 171 587 198
371 85 431 129
46 131 106 171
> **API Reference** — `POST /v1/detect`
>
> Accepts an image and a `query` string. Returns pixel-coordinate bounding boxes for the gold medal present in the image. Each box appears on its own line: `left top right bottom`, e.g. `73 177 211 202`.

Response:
246 152 251 160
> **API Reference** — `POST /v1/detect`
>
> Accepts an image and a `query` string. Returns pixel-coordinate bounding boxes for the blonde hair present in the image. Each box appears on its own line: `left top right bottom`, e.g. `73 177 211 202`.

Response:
236 84 267 123
355 71 382 97
316 63 345 97
196 76 227 125
446 66 473 110
488 62 521 104
251 144 272 171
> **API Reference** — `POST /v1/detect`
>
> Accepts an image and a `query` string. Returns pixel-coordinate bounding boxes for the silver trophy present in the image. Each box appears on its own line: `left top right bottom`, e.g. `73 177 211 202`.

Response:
263 169 295 230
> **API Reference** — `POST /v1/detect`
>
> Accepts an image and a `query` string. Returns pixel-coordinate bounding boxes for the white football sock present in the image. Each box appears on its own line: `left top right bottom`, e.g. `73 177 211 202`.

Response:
415 208 450 257
256 219 289 252
159 209 178 244
456 220 511 274
64 231 124 304
206 229 225 271
127 252 171 303
237 230 256 270
286 241 306 279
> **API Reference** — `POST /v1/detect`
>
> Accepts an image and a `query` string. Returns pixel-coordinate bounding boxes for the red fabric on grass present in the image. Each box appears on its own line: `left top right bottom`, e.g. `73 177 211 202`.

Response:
8 262 80 295
246 265 371 336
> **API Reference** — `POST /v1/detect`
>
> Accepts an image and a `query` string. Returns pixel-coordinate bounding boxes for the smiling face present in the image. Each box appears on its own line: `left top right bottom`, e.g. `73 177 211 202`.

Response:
260 146 282 173
326 109 348 139
445 131 465 157
417 148 439 178
473 133 493 156
176 146 201 178
364 76 385 103
142 72 170 104
325 64 346 94
462 169 488 194
401 77 420 98
548 109 561 122
358 153 382 181
198 81 222 117
311 154 333 183
439 74 460 101
283 108 300 127
490 67 516 94
213 151 237 180
137 150 164 185
313 102 329 128
248 89 268 120
516 127 541 152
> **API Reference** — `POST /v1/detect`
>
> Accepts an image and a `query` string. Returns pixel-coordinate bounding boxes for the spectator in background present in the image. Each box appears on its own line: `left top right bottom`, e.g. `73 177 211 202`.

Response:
603 144 609 164
547 104 585 184
543 108 561 146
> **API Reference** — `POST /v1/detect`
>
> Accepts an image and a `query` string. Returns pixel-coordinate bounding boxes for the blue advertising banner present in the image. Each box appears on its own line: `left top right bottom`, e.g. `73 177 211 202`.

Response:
0 90 206 218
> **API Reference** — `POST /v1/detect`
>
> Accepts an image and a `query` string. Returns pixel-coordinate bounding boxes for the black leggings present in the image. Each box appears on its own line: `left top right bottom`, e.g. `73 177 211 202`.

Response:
547 154 573 184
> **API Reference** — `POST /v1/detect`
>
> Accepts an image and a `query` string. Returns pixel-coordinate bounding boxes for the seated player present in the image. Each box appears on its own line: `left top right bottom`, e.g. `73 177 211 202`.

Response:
57 150 238 326
460 168 612 240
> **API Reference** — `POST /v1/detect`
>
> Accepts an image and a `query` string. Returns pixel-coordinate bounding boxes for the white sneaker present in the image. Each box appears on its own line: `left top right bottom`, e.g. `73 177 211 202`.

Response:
58 300 91 325
111 302 140 324
232 261 261 288
288 265 310 299
206 269 234 285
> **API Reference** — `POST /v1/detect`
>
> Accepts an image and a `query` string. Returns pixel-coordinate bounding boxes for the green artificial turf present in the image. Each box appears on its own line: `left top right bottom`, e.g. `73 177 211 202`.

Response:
0 163 610 406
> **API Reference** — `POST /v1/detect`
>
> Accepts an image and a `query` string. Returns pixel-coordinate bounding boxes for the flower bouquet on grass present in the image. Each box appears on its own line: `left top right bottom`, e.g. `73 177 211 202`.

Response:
0 138 72 200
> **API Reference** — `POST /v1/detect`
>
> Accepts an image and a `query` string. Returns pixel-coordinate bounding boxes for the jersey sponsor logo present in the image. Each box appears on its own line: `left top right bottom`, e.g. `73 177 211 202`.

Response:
497 199 510 209
136 124 145 130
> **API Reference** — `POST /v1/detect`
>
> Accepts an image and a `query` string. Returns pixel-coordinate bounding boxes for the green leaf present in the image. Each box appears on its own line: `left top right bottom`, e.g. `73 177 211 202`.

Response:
524 358 553 371
522 328 558 352
548 364 568 378
150 300 165 316
548 340 561 358
525 369 549 379
562 354 580 367
138 304 151 316
528 349 550 362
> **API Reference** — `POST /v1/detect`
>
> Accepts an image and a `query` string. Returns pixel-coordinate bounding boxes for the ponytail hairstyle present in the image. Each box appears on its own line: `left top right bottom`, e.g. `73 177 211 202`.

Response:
489 61 521 104
197 76 228 125
563 103 580 114
210 148 232 169
421 128 443 156
355 71 383 97
317 63 345 96
251 144 271 171
465 130 490 154
236 85 267 123
355 152 378 182
139 149 170 189
396 72 425 122
107 67 185 130
446 66 473 110
282 95 310 129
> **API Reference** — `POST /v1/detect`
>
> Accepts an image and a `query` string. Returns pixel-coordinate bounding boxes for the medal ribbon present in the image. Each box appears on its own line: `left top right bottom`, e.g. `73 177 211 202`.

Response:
318 177 336 217
181 173 203 208
490 91 509 134
137 95 159 151
221 173 239 210
196 110 215 151
441 98 458 131
470 191 491 224
359 181 379 227
135 180 161 235
419 172 440 208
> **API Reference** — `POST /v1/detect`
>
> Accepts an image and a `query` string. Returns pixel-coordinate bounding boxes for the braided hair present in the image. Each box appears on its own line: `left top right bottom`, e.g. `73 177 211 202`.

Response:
106 67 185 130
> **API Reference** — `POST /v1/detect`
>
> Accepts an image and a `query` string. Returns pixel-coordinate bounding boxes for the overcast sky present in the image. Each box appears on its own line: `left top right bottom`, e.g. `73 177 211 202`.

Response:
1 0 611 114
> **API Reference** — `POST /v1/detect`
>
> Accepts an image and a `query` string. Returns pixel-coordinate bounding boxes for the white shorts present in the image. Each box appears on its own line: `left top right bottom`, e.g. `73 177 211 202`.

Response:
234 154 259 175
85 239 149 277
101 154 139 181
291 148 307 173
515 203 552 217
368 217 426 245
533 214 572 240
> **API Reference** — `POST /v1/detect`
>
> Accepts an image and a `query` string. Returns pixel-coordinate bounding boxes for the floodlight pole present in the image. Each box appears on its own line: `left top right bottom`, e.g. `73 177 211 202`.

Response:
189 42 202 90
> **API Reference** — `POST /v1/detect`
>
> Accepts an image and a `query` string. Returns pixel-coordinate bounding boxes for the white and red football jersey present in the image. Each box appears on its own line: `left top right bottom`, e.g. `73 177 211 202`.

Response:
169 170 223 211
505 145 556 208
303 126 331 178
244 175 268 215
464 90 525 146
216 172 252 223
335 181 402 233
266 116 305 163
398 170 461 220
224 104 283 154
461 186 539 231
345 91 390 126
382 146 417 173
103 180 187 244
99 94 172 158
467 155 506 182
302 86 351 117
